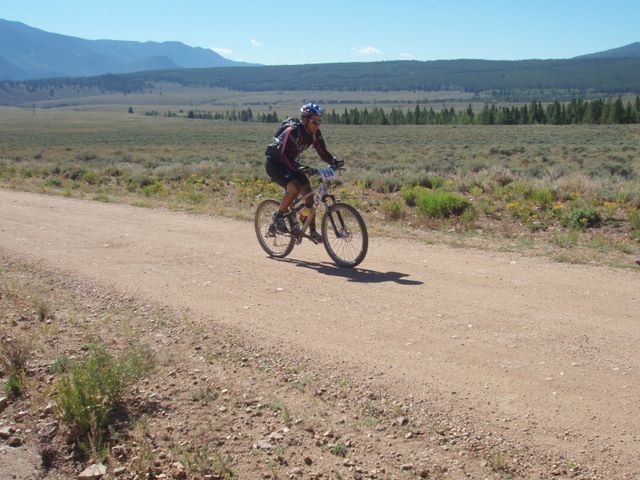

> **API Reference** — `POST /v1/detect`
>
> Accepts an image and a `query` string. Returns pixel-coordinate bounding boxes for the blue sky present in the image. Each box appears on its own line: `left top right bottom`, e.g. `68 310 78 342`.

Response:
2 0 639 65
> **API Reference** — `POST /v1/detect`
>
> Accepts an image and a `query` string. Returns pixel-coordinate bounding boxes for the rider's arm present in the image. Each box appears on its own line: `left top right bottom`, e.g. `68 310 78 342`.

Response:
280 126 303 170
312 129 335 164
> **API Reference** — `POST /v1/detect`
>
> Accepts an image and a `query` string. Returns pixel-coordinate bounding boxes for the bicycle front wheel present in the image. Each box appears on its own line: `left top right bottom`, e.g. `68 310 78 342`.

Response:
321 203 368 268
255 199 295 258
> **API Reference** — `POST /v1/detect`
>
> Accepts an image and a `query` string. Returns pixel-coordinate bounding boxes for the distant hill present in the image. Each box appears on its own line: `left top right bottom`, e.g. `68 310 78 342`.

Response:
118 57 640 95
574 42 640 59
2 55 638 107
0 18 254 80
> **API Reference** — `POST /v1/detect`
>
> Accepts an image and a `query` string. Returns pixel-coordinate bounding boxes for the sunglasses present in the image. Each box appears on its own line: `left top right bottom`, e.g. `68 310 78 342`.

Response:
310 119 321 125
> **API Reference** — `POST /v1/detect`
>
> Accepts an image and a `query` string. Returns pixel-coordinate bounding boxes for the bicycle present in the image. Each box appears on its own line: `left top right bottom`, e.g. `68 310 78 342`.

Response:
254 166 368 268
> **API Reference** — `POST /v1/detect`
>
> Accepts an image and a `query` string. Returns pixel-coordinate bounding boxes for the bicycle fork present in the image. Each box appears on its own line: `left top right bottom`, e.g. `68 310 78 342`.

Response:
322 195 348 239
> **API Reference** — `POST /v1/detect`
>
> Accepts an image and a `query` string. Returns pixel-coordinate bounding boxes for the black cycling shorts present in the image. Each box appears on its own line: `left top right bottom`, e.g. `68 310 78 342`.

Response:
265 157 310 188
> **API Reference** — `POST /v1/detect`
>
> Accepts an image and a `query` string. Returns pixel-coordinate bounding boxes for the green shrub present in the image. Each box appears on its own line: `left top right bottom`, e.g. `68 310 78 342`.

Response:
44 177 63 187
477 199 501 219
468 185 484 197
4 368 24 398
1 337 29 398
564 207 602 229
506 201 535 223
49 356 72 374
142 182 162 197
81 170 98 185
329 443 348 458
459 206 479 224
589 161 634 179
127 174 156 191
178 191 206 205
400 185 421 207
494 180 534 202
413 175 445 189
33 299 52 321
527 187 555 209
63 166 86 181
415 190 471 218
56 344 154 456
381 200 405 220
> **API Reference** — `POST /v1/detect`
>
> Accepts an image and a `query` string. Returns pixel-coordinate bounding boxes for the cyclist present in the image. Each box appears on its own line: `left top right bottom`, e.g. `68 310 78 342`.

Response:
265 102 343 243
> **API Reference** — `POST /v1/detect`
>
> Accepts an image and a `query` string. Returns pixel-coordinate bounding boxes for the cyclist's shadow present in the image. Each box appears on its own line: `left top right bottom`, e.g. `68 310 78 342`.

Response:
273 258 423 285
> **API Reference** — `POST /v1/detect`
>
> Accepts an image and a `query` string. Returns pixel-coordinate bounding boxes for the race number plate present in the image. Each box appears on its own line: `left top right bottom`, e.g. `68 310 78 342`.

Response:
318 167 338 181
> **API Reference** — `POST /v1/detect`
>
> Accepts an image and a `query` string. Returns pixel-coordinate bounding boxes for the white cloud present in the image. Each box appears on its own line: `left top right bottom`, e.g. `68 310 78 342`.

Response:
399 52 416 60
250 39 263 48
351 46 382 56
212 47 233 57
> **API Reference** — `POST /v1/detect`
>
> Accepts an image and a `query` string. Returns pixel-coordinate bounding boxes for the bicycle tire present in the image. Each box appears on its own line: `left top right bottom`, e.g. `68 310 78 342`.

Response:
254 199 295 258
321 203 368 268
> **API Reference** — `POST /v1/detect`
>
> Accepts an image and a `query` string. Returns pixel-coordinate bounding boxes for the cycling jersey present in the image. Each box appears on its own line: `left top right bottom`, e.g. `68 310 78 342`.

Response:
265 119 334 171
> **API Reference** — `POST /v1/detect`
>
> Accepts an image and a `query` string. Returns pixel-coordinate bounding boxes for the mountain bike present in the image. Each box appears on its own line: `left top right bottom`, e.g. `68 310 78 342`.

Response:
254 166 368 268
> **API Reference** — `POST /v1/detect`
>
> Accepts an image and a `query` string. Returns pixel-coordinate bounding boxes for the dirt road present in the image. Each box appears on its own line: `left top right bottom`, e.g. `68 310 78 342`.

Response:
1 188 639 477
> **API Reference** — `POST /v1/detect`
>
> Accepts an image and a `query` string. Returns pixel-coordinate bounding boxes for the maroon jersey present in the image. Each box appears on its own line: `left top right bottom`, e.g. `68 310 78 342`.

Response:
265 118 334 171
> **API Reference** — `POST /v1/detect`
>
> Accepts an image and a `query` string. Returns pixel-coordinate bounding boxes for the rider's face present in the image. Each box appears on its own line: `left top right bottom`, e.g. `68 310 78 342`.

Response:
306 115 321 131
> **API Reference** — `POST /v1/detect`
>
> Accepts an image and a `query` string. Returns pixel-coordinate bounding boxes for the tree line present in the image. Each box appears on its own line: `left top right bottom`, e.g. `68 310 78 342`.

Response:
322 96 640 125
182 96 640 126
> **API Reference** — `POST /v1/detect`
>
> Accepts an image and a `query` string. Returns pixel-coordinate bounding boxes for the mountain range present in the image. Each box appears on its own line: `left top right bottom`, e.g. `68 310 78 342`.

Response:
2 18 640 83
574 42 640 59
1 19 639 105
0 18 253 80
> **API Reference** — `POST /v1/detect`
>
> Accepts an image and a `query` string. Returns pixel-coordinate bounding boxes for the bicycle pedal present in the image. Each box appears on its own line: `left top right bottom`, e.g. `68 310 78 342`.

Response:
307 232 324 244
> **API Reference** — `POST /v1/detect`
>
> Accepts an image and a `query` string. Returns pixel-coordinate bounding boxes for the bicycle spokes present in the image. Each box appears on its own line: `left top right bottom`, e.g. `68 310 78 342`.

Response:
322 203 368 268
254 199 296 258
332 210 352 239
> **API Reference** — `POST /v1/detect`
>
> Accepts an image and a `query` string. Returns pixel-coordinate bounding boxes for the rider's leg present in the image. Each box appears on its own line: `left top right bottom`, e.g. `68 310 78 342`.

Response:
271 180 301 232
278 180 301 214
300 183 315 226
300 183 322 242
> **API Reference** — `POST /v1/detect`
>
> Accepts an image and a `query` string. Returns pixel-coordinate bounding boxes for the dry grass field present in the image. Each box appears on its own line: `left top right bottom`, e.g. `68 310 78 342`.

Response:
1 103 640 267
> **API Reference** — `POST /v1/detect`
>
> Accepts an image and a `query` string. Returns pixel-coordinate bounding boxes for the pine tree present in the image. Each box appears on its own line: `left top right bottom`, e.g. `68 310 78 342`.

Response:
612 96 625 124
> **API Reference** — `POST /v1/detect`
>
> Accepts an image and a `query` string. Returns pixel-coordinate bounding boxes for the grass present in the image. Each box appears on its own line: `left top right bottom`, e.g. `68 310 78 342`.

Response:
55 343 155 457
191 385 218 404
415 189 471 218
485 448 513 474
177 445 235 479
290 374 310 392
0 336 30 398
270 401 293 427
35 299 52 322
130 416 155 477
1 107 639 265
329 443 349 458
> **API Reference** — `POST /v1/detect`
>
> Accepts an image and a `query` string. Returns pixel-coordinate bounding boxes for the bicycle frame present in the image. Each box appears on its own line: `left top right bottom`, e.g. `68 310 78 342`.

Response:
283 167 338 244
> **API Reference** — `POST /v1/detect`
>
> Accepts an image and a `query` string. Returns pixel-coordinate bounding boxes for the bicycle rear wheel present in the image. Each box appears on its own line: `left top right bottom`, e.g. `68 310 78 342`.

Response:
321 203 368 268
255 199 295 258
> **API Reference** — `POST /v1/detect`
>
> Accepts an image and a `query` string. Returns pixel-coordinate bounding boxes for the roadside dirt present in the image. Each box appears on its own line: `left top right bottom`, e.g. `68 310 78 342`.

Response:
0 188 639 479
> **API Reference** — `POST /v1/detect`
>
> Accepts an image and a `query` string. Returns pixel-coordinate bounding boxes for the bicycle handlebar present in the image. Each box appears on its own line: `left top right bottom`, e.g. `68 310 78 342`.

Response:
300 165 344 176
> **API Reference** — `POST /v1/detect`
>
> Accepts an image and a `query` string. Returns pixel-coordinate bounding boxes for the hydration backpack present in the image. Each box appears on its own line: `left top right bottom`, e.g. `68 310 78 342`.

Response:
272 117 302 138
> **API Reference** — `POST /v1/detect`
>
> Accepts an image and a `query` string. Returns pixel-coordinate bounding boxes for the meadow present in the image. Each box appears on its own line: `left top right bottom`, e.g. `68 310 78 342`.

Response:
1 105 639 266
